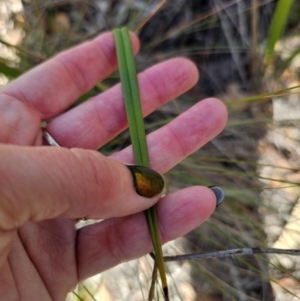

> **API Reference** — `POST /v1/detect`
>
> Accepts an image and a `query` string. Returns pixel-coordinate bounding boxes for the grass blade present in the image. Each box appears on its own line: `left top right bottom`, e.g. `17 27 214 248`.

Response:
265 0 293 66
113 27 169 301
0 59 22 79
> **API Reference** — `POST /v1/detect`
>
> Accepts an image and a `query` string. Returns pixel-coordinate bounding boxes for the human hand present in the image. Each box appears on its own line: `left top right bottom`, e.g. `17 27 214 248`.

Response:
0 32 227 300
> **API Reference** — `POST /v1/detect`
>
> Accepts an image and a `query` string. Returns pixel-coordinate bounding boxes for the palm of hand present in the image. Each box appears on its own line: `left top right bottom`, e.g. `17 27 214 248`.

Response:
0 32 227 300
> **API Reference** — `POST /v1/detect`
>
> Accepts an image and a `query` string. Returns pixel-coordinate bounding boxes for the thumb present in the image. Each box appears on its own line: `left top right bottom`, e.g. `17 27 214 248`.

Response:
0 144 164 231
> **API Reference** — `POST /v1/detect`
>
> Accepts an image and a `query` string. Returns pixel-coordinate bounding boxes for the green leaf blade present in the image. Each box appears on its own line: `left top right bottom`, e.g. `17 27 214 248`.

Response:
113 27 169 300
265 0 294 65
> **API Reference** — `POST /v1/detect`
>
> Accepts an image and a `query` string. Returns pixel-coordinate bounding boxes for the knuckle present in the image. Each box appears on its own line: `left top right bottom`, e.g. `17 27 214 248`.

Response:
0 186 28 232
69 149 117 204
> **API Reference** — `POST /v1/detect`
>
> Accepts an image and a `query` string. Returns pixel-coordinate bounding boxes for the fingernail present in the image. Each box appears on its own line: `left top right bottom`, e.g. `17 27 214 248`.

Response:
126 165 164 198
208 186 225 207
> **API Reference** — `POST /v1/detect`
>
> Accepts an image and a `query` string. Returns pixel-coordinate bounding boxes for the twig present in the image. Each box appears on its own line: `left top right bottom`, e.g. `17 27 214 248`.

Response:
251 0 258 77
148 261 157 301
135 0 167 32
164 248 300 262
0 38 45 62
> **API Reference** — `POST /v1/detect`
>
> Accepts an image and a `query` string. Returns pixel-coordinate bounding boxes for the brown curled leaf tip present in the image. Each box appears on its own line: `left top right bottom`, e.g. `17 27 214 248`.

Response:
126 165 164 198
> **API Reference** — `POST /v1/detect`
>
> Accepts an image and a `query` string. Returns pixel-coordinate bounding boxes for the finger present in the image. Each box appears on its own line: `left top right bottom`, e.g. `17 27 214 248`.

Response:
1 32 139 119
46 58 199 149
76 186 218 280
112 98 228 173
0 145 164 233
0 94 41 145
0 228 15 268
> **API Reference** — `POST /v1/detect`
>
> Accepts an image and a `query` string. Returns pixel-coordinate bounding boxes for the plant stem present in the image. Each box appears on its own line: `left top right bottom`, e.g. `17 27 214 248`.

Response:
163 247 300 262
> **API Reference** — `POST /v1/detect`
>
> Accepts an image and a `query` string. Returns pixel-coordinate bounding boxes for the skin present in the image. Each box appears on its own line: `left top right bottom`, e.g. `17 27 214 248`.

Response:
0 32 227 300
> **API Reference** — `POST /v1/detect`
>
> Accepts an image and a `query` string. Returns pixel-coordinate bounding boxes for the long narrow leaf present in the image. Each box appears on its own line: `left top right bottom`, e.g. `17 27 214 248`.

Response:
265 0 293 65
113 27 169 301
